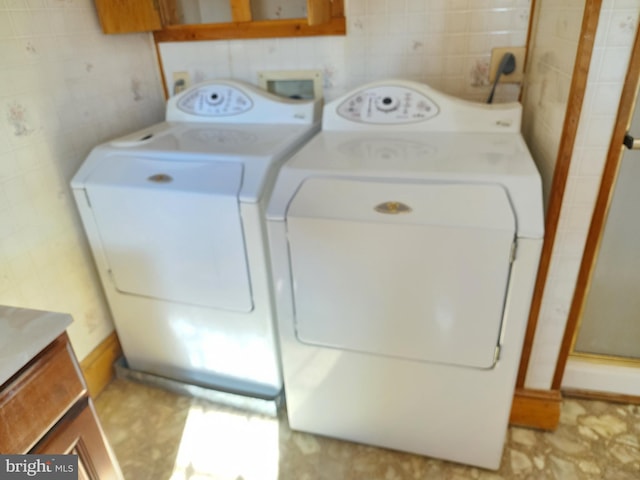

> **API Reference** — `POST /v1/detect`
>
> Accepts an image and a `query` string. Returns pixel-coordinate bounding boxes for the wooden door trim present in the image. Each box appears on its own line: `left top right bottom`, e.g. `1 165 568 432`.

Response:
516 0 603 388
563 388 640 405
551 21 640 389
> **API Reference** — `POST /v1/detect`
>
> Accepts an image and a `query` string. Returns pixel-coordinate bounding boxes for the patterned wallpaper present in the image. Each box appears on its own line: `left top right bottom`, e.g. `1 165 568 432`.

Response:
523 0 640 389
0 0 165 360
159 0 532 103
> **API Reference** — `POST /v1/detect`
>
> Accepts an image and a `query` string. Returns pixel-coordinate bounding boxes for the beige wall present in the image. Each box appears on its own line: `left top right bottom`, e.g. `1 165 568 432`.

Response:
0 0 165 360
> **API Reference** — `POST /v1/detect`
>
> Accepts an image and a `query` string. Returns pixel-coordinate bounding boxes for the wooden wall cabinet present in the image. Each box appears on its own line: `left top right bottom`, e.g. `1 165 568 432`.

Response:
93 0 346 41
0 333 123 480
93 0 163 34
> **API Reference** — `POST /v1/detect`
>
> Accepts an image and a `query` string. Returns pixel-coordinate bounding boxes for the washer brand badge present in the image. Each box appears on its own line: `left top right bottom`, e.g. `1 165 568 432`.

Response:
0 455 77 479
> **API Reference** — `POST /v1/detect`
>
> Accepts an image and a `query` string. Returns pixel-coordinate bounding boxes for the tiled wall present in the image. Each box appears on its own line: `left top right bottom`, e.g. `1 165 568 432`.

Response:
524 0 640 389
0 0 165 360
520 0 586 211
159 0 532 103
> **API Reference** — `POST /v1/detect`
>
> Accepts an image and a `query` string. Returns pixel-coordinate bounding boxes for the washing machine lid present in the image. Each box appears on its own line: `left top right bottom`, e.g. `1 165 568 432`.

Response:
286 178 516 369
82 155 253 312
109 122 317 159
74 121 319 204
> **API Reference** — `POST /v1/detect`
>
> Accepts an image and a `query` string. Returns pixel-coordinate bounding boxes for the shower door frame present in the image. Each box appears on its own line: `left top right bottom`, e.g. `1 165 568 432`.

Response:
553 21 640 398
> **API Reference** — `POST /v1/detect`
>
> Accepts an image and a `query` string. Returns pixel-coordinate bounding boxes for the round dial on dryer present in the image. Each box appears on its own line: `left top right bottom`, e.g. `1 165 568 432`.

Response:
337 85 439 124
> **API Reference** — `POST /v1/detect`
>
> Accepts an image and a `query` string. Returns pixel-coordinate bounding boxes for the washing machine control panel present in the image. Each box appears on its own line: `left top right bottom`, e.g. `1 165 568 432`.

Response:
177 85 254 117
337 86 439 124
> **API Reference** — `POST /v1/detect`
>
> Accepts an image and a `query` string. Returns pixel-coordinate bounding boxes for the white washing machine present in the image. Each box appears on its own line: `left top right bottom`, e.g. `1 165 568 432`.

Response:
71 80 320 399
266 80 544 469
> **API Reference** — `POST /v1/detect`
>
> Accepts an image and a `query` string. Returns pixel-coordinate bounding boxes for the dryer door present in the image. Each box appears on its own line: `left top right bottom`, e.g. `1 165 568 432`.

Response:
286 178 516 369
85 155 252 312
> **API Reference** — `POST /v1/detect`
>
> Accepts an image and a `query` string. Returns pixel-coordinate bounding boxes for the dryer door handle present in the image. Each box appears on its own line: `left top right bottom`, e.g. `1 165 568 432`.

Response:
374 201 412 214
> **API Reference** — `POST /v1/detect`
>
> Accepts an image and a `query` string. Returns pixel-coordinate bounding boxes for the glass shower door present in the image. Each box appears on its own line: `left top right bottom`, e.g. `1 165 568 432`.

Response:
573 97 640 361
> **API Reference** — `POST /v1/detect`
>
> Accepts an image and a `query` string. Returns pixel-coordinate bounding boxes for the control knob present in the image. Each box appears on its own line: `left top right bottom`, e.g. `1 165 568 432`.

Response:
375 96 400 113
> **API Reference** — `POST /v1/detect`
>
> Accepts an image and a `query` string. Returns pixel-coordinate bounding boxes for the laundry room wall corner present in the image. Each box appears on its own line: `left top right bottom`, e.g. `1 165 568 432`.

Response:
0 3 166 361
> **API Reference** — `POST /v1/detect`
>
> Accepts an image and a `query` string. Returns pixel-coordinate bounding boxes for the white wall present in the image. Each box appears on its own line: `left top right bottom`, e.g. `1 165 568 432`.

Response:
0 0 165 360
524 0 640 389
159 0 532 102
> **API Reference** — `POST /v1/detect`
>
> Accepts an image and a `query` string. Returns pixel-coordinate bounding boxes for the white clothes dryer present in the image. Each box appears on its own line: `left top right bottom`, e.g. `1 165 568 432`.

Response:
266 80 544 469
72 80 320 399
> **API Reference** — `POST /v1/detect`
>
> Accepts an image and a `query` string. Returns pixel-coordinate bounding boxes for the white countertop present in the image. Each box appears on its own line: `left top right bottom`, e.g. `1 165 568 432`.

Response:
0 306 73 386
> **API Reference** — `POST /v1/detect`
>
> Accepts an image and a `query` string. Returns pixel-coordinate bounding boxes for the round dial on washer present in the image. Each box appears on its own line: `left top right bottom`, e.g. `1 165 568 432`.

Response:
206 91 225 107
177 86 254 116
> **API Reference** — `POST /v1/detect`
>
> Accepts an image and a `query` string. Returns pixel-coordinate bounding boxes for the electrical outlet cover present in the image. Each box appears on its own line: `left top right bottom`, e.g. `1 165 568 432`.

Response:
489 47 526 84
172 71 190 96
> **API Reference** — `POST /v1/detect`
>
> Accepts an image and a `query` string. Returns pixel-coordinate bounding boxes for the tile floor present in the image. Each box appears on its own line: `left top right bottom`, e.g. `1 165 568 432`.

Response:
95 379 640 479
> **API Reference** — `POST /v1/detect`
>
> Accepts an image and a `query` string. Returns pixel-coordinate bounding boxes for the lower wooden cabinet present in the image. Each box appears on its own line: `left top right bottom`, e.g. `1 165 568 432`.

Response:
0 333 123 479
33 399 122 480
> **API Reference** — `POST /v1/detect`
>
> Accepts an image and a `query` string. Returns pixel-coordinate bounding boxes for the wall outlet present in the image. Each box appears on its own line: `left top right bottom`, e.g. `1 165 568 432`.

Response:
489 47 526 84
172 71 190 95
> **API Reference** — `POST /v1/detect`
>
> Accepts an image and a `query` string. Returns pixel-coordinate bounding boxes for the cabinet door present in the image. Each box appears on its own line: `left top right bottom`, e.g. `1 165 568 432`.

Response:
94 0 162 33
34 401 123 480
0 336 85 454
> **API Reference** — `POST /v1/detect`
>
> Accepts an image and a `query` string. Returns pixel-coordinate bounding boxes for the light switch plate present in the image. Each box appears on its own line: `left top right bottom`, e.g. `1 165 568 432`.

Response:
489 47 526 84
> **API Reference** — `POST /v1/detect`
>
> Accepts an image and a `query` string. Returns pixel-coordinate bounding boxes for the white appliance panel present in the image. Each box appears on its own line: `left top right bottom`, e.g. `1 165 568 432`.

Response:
85 156 252 312
266 79 545 468
336 85 440 124
166 80 320 125
322 80 522 133
286 179 515 369
72 79 321 398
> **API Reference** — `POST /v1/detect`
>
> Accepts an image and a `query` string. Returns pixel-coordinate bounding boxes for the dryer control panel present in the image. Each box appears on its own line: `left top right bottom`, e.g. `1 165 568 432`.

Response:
177 85 254 117
337 86 439 124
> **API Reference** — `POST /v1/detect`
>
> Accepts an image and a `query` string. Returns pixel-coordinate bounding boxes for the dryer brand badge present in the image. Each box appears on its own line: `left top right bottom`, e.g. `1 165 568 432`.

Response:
374 201 412 214
148 173 173 183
